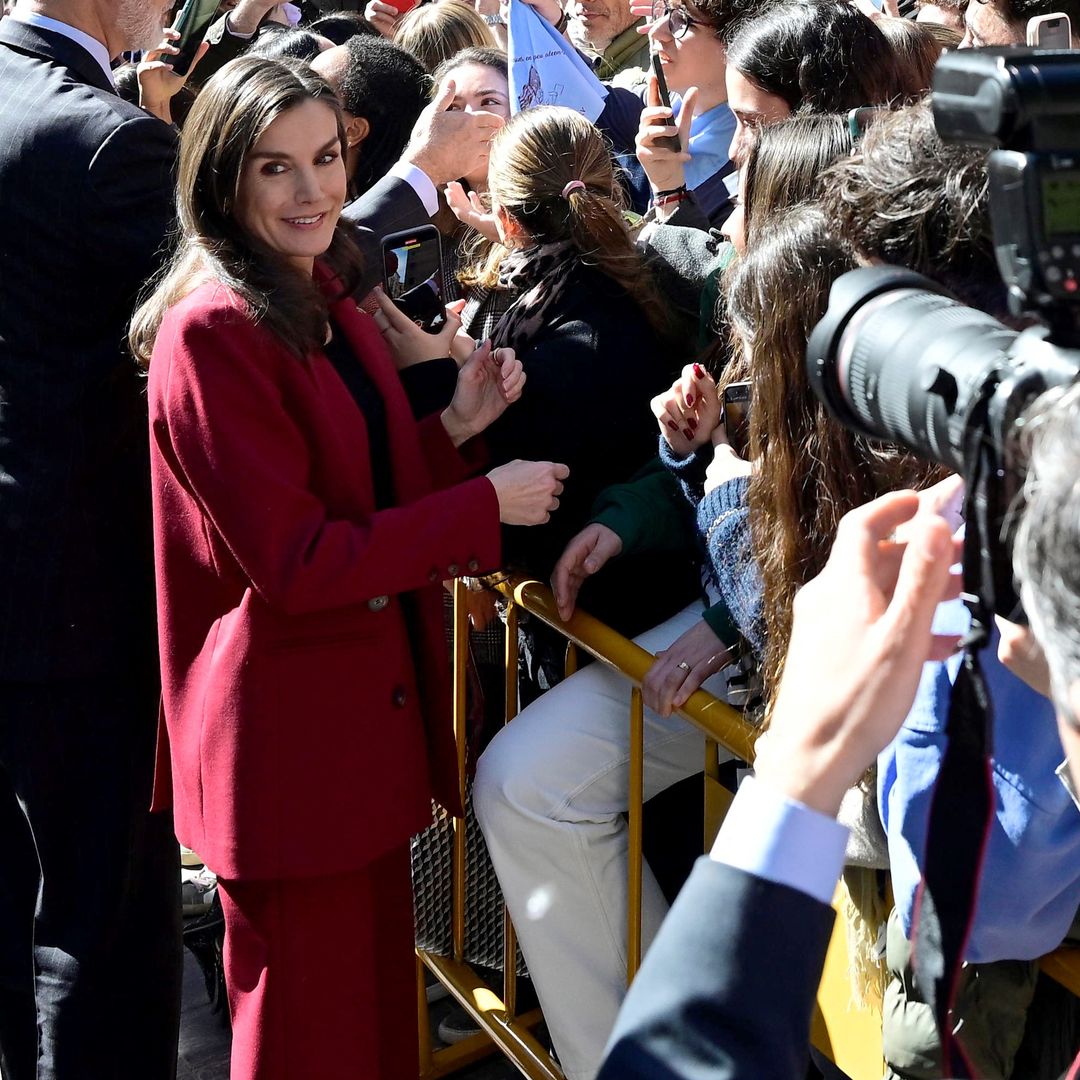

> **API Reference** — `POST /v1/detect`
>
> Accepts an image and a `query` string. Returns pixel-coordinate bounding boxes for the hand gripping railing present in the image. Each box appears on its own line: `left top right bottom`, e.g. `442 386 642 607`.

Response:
415 577 1080 1079
415 577 755 1080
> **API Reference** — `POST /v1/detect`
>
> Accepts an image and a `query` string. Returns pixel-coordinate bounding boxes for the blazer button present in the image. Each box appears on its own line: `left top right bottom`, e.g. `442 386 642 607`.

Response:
447 563 460 576
467 559 480 572
367 595 389 612
392 686 408 708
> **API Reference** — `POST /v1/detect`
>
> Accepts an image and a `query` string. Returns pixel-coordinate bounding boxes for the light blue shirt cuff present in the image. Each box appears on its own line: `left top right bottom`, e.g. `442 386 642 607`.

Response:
388 161 440 218
709 776 849 906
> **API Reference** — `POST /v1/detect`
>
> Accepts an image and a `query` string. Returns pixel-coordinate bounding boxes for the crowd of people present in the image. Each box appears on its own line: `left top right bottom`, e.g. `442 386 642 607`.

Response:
2 0 1080 1078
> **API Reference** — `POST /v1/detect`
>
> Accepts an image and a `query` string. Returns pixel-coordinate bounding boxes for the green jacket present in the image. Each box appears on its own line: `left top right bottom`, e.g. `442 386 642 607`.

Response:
590 458 738 645
595 20 650 85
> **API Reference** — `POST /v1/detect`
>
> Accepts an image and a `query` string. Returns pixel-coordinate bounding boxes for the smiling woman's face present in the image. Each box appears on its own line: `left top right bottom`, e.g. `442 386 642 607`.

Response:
235 98 348 274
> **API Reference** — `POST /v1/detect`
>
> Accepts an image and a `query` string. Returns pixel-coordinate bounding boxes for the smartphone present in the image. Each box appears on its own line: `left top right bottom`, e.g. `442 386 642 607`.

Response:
382 0 420 14
651 52 682 154
723 380 752 457
1027 11 1072 47
168 0 219 76
381 226 446 334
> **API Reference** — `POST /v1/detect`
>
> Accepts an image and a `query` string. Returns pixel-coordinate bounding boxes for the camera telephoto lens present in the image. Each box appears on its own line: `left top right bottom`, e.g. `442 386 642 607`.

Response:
807 266 1018 472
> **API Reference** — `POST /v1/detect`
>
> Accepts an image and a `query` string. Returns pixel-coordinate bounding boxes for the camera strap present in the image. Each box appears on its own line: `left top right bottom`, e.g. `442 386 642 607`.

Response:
910 389 998 1079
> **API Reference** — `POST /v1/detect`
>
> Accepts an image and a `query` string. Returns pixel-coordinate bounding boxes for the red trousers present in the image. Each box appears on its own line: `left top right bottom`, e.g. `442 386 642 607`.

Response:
217 843 418 1080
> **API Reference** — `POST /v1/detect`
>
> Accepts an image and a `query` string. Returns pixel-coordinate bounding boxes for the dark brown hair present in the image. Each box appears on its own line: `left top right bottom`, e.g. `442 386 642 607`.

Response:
875 17 960 101
726 0 906 113
742 112 853 247
818 99 1004 316
720 204 941 710
130 56 365 367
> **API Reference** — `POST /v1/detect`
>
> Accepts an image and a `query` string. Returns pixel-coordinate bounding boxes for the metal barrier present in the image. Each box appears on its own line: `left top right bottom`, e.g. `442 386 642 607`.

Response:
416 575 1080 1079
416 576 757 1079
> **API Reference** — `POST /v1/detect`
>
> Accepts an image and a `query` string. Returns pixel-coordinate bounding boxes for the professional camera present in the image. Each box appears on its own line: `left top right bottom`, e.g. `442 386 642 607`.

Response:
807 47 1080 616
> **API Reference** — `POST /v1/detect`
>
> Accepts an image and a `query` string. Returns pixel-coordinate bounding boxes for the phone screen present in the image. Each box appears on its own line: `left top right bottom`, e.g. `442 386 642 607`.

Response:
723 381 752 457
169 0 220 76
382 228 446 334
651 52 682 153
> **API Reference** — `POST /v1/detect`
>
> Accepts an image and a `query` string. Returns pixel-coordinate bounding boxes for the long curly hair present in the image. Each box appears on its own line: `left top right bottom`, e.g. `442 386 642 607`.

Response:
719 204 942 710
129 57 365 368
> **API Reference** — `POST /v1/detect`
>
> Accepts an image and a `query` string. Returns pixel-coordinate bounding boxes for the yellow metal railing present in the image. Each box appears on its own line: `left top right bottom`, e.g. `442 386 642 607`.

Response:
416 575 1080 1079
416 575 756 1079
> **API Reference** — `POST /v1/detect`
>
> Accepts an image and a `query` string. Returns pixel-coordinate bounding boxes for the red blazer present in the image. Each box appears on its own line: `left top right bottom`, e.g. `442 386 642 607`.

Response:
148 275 500 881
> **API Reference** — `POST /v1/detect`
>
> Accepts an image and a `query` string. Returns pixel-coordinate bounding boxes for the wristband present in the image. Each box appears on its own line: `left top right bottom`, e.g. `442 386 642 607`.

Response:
554 9 570 32
653 184 688 199
483 13 505 25
653 190 690 208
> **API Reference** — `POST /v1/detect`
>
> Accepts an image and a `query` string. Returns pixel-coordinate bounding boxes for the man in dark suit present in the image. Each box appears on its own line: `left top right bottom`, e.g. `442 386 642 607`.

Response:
599 489 965 1079
0 3 183 1077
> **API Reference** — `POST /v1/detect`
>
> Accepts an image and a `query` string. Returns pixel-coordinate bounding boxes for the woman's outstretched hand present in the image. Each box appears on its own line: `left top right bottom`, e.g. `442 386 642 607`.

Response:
441 341 526 445
487 460 570 525
551 522 623 621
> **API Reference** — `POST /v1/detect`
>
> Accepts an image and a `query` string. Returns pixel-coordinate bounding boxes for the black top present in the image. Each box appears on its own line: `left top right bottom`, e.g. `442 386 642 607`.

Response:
324 321 394 509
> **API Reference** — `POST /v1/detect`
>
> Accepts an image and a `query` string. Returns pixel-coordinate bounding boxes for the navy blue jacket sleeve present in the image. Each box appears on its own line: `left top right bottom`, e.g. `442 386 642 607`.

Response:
599 858 835 1080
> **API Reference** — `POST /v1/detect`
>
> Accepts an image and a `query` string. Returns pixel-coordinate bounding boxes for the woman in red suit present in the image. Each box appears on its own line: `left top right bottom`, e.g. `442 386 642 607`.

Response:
129 55 567 1080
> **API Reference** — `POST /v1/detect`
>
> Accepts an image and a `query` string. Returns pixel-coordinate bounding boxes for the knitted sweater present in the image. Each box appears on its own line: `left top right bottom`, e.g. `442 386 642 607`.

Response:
658 438 763 657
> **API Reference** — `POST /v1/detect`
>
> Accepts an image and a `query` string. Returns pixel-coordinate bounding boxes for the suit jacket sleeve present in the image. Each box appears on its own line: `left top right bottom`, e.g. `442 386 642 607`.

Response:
599 857 835 1080
155 304 500 615
88 113 177 316
343 172 432 296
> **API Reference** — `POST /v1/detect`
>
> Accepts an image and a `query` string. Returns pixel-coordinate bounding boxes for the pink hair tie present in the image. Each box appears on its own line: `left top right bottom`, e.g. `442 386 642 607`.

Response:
561 180 586 198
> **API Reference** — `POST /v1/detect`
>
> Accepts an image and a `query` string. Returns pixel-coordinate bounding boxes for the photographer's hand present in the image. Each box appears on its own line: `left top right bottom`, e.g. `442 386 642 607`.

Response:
755 491 963 818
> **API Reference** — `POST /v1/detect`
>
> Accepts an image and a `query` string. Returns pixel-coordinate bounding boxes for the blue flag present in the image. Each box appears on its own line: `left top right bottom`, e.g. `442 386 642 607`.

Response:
507 0 608 122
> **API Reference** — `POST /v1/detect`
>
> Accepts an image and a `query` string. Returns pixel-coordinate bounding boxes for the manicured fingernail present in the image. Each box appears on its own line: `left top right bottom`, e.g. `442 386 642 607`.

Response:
688 417 698 429
683 428 693 439
693 363 705 378
686 393 694 406
667 420 678 431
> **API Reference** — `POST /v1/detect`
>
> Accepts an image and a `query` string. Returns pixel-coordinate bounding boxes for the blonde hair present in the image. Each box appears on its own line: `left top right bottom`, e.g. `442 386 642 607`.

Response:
394 1 495 72
460 106 671 338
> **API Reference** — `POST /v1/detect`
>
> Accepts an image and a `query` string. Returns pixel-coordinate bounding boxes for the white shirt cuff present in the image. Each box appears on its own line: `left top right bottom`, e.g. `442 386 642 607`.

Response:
224 12 259 39
709 776 849 906
388 161 440 217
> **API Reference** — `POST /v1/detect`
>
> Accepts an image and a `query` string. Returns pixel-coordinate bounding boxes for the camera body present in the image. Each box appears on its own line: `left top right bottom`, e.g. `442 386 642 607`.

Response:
807 48 1080 615
934 47 1080 335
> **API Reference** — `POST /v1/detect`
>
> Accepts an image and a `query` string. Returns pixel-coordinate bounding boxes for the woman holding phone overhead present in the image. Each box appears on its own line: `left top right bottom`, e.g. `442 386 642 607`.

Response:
129 55 567 1080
